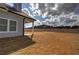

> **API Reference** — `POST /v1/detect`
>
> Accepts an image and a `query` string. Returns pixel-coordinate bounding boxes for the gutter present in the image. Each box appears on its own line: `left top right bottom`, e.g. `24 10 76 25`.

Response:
8 10 36 21
0 7 36 21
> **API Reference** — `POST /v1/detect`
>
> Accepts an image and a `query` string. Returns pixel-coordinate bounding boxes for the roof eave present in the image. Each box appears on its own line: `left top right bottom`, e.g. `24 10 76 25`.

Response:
0 3 36 22
8 10 36 22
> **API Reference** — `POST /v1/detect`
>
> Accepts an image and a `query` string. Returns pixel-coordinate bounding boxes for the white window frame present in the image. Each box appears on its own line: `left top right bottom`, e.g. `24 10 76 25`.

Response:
9 20 18 33
0 18 8 33
0 17 18 33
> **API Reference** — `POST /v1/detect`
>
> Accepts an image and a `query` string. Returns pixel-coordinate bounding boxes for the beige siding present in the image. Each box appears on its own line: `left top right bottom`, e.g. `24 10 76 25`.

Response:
0 9 24 38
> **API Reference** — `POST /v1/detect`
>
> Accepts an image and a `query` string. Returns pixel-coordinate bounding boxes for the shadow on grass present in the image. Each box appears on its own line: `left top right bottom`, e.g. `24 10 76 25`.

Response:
0 35 35 55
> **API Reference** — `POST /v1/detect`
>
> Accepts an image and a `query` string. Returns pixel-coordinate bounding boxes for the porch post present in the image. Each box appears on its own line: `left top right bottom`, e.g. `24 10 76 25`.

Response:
23 18 25 36
32 21 34 34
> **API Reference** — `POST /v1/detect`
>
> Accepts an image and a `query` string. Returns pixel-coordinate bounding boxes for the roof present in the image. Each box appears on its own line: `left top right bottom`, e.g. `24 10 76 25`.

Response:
0 3 36 22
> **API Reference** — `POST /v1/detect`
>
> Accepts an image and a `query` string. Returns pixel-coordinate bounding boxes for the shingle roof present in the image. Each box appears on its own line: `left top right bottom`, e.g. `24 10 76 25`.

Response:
0 3 18 11
0 3 36 22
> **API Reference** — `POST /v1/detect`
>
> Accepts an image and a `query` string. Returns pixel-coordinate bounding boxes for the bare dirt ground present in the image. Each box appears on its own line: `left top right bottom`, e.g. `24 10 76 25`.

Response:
10 29 79 55
0 36 35 55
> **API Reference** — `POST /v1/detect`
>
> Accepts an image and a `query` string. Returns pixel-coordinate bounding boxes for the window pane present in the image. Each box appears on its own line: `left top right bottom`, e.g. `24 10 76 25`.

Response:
0 26 7 31
10 27 16 31
10 21 16 26
0 19 7 31
10 21 17 31
0 19 7 24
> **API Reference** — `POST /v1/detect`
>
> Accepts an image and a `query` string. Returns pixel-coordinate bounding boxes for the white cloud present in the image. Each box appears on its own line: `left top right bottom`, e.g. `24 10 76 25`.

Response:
51 3 58 10
23 3 79 27
25 20 43 28
42 12 48 18
29 3 39 11
34 20 42 26
32 9 41 16
24 23 32 28
22 8 34 18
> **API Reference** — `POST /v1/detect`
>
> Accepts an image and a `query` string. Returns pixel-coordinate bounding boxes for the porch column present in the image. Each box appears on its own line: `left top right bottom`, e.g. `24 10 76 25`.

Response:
23 18 25 36
32 21 34 34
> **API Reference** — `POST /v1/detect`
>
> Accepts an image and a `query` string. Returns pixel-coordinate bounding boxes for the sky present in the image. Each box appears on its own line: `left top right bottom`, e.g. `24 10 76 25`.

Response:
22 3 79 28
1 0 79 3
7 3 79 28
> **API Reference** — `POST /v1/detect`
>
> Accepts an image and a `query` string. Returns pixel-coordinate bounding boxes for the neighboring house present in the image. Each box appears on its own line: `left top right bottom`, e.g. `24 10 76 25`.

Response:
0 3 36 38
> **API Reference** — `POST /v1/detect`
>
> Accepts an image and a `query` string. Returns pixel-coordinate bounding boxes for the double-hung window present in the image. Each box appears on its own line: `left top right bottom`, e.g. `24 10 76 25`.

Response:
0 18 17 32
0 19 7 31
9 20 17 31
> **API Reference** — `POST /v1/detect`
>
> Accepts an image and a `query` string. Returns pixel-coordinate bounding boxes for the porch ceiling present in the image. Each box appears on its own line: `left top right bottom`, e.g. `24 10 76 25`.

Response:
24 18 35 23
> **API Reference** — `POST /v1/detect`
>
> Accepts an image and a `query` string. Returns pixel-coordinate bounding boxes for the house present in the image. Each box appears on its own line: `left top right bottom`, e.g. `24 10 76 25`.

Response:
0 3 36 38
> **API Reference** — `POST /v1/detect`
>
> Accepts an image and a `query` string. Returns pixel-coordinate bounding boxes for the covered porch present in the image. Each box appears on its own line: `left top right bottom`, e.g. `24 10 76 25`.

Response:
23 17 35 38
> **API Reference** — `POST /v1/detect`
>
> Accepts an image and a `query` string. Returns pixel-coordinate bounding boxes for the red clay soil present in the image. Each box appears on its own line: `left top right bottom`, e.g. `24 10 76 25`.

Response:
10 29 79 55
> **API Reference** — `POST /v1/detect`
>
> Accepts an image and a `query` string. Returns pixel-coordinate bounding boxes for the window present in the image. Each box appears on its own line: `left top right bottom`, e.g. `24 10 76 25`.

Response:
0 19 7 31
9 20 17 31
0 18 17 32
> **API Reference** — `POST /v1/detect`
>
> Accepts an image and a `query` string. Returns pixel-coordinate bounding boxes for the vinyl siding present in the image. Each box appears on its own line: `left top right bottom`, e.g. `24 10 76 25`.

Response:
0 9 24 38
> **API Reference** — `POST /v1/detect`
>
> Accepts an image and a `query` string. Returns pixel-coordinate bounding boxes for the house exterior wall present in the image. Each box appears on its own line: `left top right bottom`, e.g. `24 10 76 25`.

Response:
0 9 24 38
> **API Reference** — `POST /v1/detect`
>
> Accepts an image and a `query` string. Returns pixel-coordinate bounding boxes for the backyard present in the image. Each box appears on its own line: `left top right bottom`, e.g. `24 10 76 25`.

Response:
10 29 79 55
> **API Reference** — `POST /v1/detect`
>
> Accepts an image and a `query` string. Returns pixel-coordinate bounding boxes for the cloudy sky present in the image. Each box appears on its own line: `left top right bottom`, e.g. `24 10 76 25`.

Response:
7 3 79 28
22 3 79 19
21 3 79 28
